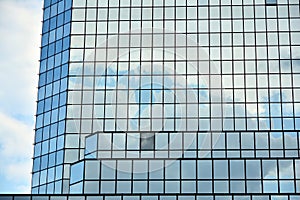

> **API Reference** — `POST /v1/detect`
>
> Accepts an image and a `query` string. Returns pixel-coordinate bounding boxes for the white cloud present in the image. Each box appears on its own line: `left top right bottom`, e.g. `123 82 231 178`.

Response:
0 0 42 119
0 111 34 193
0 0 43 193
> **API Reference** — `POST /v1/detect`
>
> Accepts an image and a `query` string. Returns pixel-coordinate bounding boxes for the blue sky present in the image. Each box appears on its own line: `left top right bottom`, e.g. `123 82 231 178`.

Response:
0 0 43 193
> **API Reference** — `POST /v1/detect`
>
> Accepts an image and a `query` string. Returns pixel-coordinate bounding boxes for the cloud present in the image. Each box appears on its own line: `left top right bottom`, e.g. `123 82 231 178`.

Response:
0 112 33 157
0 112 34 193
0 0 42 120
0 0 43 193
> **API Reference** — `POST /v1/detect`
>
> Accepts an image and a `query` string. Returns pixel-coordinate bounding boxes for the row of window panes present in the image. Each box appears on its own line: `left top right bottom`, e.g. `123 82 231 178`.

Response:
64 117 300 132
42 36 70 53
43 11 71 34
40 55 70 74
39 68 68 90
39 65 68 87
70 19 300 34
67 90 300 104
41 44 70 60
42 24 71 46
69 33 300 48
67 61 300 75
70 159 300 183
43 10 70 31
33 148 64 171
32 181 62 194
83 131 299 152
32 166 63 188
36 106 66 129
70 47 298 61
37 79 68 101
66 76 300 89
70 179 300 193
69 47 300 62
35 120 65 143
86 149 299 159
44 0 69 9
72 6 300 21
37 94 67 115
43 0 72 21
66 109 300 119
72 0 299 8
66 104 300 118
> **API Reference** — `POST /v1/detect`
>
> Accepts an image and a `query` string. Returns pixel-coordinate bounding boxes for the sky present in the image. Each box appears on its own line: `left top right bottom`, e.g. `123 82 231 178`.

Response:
0 0 43 193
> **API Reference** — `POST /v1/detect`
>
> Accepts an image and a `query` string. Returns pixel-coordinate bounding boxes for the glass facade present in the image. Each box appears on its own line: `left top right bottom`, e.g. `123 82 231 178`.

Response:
32 0 72 194
32 0 300 197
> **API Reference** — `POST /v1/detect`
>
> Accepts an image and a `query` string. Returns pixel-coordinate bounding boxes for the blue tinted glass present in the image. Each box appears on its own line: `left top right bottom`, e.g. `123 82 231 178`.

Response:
50 17 57 30
182 160 196 179
63 23 71 37
133 181 147 193
62 50 69 64
41 155 48 170
70 162 84 184
59 106 66 120
58 1 64 13
55 165 63 180
149 181 163 193
49 152 56 167
35 129 43 143
56 150 64 165
42 20 50 34
263 181 278 193
63 37 70 50
61 64 68 77
51 110 59 124
41 46 48 59
266 0 277 4
70 182 83 194
33 158 40 172
44 0 50 8
165 181 180 193
165 161 180 179
55 40 63 53
101 181 115 193
48 43 55 56
57 13 64 27
117 181 131 193
60 92 67 105
65 0 72 10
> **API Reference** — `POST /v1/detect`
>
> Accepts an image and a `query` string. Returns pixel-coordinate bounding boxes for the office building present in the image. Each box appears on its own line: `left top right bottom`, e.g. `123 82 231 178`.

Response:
31 0 300 198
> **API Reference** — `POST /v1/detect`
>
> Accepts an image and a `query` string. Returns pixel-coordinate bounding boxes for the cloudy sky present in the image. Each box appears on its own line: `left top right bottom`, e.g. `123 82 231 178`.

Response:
0 0 43 193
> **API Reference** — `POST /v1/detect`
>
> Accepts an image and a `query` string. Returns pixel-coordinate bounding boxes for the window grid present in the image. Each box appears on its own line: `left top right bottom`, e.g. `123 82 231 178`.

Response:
33 0 300 195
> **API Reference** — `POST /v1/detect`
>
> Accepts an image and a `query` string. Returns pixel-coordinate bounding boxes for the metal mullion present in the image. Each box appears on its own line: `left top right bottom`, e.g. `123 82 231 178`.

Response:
137 0 142 134
150 0 154 133
286 1 298 192
114 0 121 133
126 0 133 133
102 0 110 132
218 1 225 157
239 1 247 132
90 0 99 140
195 1 199 193
162 0 165 133
185 0 188 133
208 0 212 134
230 0 236 132
253 0 261 135
274 4 285 135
